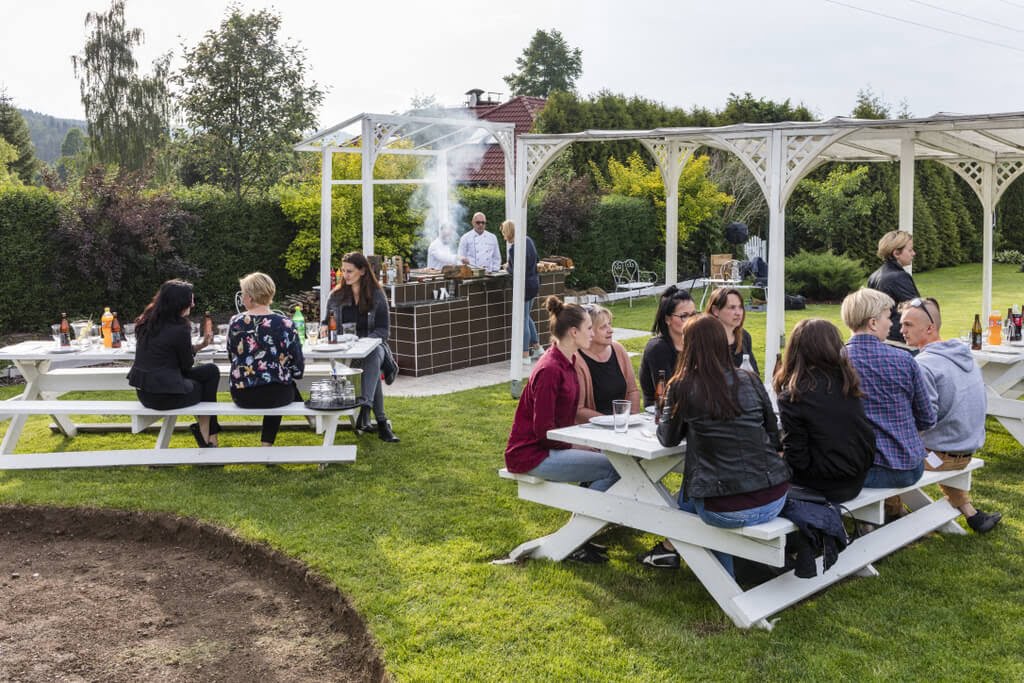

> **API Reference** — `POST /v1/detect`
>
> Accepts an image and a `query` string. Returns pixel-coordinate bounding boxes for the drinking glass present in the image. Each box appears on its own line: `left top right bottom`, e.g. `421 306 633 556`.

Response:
306 322 320 346
612 400 631 434
342 322 356 337
123 323 136 350
50 324 62 348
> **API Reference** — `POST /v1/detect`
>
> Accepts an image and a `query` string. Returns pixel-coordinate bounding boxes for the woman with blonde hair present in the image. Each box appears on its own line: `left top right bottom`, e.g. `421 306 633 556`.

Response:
501 220 541 361
574 303 640 423
227 272 304 446
867 229 920 342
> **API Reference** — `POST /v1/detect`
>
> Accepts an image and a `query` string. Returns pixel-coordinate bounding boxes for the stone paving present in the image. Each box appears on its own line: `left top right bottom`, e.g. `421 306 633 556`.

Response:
388 327 649 397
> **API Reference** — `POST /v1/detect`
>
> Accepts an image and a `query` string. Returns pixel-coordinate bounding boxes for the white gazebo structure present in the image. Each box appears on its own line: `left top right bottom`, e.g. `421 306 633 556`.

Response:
509 111 1024 385
295 113 517 315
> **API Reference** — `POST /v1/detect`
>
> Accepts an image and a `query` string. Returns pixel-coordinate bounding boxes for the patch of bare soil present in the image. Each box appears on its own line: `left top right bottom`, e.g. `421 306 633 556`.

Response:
0 505 387 682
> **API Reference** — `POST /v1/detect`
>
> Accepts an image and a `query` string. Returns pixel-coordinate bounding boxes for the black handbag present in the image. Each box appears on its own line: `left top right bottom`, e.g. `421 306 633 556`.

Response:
380 342 399 385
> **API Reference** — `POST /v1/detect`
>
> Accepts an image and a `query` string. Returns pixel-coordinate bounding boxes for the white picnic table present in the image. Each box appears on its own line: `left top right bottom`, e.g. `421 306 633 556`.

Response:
972 343 1024 446
500 419 982 629
0 337 379 456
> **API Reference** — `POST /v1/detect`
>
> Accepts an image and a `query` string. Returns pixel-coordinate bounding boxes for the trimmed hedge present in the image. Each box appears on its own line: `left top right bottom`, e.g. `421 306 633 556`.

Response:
174 186 309 314
785 249 865 301
0 186 64 332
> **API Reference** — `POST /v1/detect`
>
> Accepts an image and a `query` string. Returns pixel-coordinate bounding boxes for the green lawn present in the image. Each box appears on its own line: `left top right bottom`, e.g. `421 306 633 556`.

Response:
2 263 1023 680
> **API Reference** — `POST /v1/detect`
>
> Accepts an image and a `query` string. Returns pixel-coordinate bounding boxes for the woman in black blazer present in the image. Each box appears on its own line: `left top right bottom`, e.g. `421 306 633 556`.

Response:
128 279 220 447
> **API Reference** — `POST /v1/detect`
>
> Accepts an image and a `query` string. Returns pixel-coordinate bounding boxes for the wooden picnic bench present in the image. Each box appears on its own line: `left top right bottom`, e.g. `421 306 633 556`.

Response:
498 421 985 630
0 399 356 469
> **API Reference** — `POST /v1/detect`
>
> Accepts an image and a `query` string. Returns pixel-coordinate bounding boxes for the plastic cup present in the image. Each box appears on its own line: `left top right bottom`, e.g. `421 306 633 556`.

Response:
612 400 631 434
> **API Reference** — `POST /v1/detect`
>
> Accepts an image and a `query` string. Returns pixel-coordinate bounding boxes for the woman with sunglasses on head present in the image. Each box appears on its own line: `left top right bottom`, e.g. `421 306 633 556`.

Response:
867 230 919 343
506 296 620 562
574 303 640 423
128 279 221 448
325 252 399 442
638 315 790 572
773 319 875 503
639 286 697 407
706 287 759 378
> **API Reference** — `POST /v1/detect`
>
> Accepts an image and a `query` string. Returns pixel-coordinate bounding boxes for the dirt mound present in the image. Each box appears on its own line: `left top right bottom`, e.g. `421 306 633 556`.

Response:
0 505 387 682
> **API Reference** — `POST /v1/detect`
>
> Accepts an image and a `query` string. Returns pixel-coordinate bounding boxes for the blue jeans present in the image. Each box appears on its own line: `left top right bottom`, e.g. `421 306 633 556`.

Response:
677 491 788 576
527 449 620 492
523 297 539 350
862 461 924 488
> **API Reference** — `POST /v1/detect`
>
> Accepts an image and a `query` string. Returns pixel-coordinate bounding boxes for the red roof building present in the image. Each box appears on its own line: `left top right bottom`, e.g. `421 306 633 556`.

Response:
459 93 547 185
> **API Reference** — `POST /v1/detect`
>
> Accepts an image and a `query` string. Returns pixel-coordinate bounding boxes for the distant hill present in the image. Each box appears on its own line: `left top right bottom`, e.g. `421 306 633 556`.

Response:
18 109 87 164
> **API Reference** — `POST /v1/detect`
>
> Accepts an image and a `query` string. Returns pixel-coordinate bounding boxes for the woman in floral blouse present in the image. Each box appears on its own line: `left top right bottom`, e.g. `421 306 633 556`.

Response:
228 272 304 446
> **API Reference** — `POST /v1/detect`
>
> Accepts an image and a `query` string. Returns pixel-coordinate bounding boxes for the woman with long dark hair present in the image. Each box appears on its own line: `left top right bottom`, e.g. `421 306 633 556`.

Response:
638 315 789 572
325 252 398 442
638 286 697 407
706 287 759 378
773 319 875 502
128 279 220 447
227 272 304 446
506 296 620 562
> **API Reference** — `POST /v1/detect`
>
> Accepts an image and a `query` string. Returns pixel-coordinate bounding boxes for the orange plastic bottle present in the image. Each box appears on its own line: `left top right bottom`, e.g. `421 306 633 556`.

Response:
101 307 114 348
988 310 1003 346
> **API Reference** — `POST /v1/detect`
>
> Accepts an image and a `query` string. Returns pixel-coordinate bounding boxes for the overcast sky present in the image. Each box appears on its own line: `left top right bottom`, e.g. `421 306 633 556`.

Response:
3 0 1024 127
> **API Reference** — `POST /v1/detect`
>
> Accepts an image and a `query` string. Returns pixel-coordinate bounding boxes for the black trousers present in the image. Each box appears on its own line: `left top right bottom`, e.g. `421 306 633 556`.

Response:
230 381 303 444
136 363 221 434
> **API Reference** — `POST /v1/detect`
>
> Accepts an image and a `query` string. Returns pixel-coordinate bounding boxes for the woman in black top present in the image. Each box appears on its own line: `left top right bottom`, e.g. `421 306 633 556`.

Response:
325 252 398 443
638 286 697 407
772 319 875 502
866 230 919 342
706 287 759 378
127 279 220 448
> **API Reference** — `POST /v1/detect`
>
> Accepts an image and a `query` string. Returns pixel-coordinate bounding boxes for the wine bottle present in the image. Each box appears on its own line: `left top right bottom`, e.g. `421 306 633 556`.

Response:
971 313 983 350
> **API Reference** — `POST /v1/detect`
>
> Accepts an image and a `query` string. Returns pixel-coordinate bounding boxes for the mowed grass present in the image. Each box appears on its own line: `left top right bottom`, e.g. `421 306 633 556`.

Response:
1 262 1023 680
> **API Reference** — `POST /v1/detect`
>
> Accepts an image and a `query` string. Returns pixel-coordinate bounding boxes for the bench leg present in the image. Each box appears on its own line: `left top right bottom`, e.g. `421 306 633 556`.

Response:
155 416 177 449
320 415 339 447
672 538 772 630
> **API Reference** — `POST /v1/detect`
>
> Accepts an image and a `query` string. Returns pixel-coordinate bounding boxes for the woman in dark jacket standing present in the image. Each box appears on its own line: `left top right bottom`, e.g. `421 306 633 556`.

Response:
773 319 875 502
325 252 398 442
638 315 789 572
867 230 919 343
501 220 541 362
128 279 220 447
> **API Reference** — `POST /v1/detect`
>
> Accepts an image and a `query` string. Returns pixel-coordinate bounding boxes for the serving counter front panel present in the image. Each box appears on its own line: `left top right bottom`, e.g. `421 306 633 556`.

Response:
389 273 566 377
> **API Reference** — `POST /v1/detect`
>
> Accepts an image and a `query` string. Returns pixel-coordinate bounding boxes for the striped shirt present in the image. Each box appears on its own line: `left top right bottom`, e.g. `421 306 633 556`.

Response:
845 333 936 470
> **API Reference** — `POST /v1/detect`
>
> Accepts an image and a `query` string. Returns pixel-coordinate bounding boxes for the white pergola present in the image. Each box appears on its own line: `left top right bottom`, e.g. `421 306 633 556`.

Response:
294 113 517 315
509 111 1024 386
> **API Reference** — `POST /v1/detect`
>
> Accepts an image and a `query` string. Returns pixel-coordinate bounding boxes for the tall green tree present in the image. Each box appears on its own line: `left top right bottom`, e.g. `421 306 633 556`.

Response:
72 0 171 171
177 6 324 199
0 92 39 183
503 28 583 97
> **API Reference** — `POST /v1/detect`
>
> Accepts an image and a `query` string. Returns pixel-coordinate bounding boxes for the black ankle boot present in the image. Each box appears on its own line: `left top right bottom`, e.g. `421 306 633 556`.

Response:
378 419 399 443
355 406 376 434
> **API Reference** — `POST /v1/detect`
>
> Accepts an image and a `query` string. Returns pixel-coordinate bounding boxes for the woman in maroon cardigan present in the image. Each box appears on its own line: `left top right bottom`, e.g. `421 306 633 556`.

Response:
574 303 640 423
505 296 620 494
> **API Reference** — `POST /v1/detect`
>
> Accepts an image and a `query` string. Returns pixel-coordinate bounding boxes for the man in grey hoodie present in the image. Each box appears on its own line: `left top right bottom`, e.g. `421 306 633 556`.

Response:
900 297 1002 533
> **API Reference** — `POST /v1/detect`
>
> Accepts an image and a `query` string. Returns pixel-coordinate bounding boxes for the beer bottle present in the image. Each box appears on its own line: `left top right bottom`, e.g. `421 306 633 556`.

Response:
110 312 122 348
203 310 214 338
971 313 983 350
654 370 667 422
327 311 338 343
59 312 71 347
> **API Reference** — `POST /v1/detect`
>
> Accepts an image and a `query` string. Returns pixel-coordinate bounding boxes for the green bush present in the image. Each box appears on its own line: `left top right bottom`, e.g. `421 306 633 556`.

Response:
785 249 865 301
0 185 65 332
568 194 659 289
175 185 308 313
994 249 1024 265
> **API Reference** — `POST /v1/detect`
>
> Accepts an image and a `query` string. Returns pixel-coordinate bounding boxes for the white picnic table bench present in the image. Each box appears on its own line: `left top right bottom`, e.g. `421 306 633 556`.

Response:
0 338 380 469
499 422 984 630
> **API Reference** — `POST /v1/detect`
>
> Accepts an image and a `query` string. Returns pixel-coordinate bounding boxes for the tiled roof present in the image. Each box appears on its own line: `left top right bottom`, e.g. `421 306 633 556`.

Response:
460 96 546 185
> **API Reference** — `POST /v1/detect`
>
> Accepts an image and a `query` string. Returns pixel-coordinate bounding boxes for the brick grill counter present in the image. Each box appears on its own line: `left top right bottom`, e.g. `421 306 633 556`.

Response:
388 272 567 377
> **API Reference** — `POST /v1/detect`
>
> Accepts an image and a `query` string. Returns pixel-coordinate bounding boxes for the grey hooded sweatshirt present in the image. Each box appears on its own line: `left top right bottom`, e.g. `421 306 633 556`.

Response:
915 339 987 453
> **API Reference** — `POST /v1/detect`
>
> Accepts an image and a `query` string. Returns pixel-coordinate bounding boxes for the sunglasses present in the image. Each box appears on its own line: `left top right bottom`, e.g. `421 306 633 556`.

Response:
908 297 935 325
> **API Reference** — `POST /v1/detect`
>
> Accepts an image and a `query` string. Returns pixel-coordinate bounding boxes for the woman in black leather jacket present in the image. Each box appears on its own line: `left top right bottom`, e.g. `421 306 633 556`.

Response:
637 315 789 573
867 230 919 342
